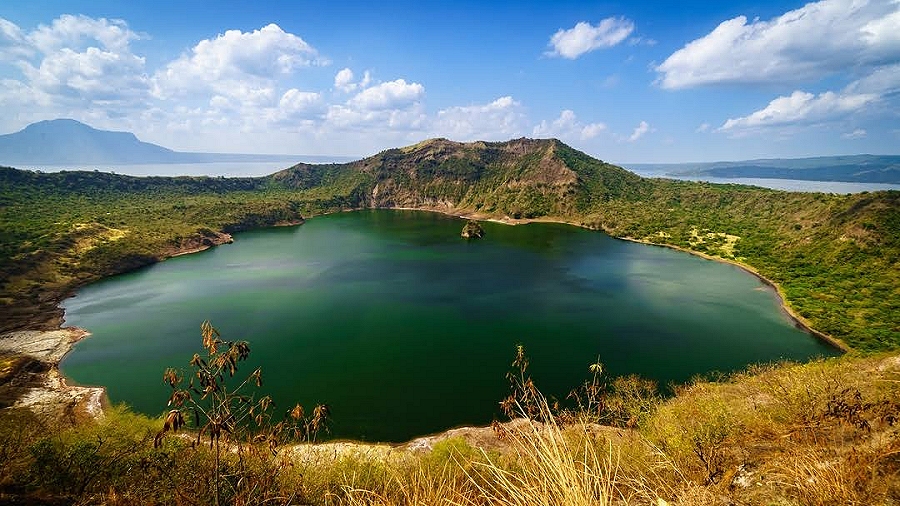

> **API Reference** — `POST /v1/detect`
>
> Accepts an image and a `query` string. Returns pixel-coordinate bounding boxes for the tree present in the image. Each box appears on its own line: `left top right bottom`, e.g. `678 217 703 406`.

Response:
156 320 330 505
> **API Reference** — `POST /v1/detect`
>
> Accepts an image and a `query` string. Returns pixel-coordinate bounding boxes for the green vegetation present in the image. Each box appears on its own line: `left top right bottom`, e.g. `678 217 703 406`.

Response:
2 137 898 351
0 167 332 331
156 321 329 505
2 136 898 504
582 180 899 351
1 346 897 505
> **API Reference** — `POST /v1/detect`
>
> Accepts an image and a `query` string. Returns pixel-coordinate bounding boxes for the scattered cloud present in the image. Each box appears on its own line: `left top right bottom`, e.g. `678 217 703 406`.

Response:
334 67 371 93
325 103 426 131
346 79 424 111
861 6 900 49
0 14 428 153
720 90 879 134
581 123 607 139
275 89 323 121
2 9 895 159
629 120 650 141
1 18 38 63
713 58 900 136
0 18 30 59
334 68 354 92
546 18 634 59
844 62 900 95
152 23 326 101
655 0 900 89
600 75 620 88
533 109 606 140
325 79 426 131
0 14 150 119
27 14 140 54
628 37 657 46
433 96 528 141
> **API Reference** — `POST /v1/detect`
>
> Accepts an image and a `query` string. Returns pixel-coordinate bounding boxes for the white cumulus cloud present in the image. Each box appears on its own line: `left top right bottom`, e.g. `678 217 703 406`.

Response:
844 62 900 94
333 68 372 93
0 18 33 60
433 96 528 141
718 60 900 136
629 121 650 141
152 23 325 100
334 68 355 92
324 78 426 131
842 128 868 139
533 110 606 140
346 79 424 111
656 0 900 89
28 14 139 54
720 90 879 133
22 46 147 100
0 14 149 111
546 18 634 59
325 105 426 131
276 89 323 120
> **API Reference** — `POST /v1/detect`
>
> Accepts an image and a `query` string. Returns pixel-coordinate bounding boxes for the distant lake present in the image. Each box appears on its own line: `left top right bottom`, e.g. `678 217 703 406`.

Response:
628 170 900 193
61 210 838 442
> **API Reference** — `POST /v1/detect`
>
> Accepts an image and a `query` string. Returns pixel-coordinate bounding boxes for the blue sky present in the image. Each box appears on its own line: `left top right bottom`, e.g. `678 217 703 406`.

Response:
1 0 898 162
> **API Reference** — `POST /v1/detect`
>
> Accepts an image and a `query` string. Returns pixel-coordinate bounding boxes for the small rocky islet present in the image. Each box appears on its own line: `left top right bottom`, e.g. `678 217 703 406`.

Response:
460 219 484 239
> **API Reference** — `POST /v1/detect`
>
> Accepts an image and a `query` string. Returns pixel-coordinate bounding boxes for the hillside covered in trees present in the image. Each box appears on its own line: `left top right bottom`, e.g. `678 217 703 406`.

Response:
2 137 898 350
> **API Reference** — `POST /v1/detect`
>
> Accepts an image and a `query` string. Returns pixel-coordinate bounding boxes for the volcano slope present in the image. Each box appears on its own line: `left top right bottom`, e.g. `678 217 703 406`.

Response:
2 137 898 352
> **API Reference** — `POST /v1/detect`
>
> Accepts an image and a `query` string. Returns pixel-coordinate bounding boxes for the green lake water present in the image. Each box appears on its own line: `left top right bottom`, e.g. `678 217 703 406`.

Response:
60 210 838 442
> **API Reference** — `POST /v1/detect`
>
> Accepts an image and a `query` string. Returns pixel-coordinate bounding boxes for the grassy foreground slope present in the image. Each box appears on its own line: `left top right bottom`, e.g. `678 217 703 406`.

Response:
2 137 898 350
1 350 897 505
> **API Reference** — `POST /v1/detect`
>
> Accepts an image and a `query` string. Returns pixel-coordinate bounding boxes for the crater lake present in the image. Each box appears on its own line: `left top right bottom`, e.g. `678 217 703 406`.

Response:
60 210 839 442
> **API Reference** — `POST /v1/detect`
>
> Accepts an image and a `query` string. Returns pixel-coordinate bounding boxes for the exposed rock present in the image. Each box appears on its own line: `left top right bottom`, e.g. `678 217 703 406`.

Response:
170 229 234 257
14 368 105 423
0 327 105 422
0 327 89 363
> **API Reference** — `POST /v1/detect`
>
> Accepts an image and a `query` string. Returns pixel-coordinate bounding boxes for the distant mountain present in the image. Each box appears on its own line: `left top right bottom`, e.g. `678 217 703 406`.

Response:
0 119 178 164
626 155 900 184
0 119 342 166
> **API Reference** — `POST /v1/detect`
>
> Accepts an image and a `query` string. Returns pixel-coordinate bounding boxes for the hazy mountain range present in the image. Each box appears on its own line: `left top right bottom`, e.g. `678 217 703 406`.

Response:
626 155 900 184
1 119 897 184
0 119 349 166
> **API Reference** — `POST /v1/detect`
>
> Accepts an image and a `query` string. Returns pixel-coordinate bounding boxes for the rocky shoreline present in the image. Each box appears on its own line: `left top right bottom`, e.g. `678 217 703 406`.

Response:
0 327 105 422
0 232 240 423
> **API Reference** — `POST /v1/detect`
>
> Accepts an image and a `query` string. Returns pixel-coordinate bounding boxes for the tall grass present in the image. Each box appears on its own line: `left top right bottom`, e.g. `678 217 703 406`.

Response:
463 407 623 505
335 396 679 506
335 354 900 506
2 354 898 505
